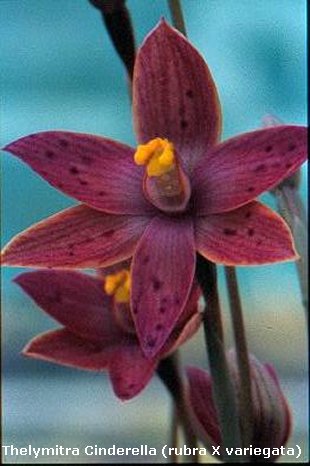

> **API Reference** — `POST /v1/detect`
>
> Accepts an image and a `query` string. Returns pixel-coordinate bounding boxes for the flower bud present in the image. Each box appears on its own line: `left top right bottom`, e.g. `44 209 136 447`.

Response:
186 351 291 462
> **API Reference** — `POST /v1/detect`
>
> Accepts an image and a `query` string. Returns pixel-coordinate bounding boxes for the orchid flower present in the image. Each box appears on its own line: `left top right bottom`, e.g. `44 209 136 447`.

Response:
2 20 307 358
187 351 291 462
14 266 201 400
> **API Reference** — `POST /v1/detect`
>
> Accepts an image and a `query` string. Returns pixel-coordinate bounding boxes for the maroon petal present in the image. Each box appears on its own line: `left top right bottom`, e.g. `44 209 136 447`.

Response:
163 282 202 355
23 328 113 370
195 201 297 265
133 20 221 173
15 270 123 343
109 342 157 400
186 366 221 446
4 131 154 215
164 313 202 357
193 126 307 215
131 215 196 358
2 204 151 268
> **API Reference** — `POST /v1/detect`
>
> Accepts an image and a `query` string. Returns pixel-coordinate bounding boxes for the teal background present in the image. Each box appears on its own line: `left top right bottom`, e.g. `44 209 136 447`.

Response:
1 0 308 463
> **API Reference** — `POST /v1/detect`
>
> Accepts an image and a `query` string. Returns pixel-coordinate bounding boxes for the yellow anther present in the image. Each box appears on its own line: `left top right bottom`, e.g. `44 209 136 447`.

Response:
104 270 131 303
134 138 175 177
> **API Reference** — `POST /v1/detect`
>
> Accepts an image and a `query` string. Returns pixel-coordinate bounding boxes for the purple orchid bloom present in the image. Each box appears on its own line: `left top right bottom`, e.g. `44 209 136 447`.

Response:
186 352 291 462
2 20 307 358
15 267 201 400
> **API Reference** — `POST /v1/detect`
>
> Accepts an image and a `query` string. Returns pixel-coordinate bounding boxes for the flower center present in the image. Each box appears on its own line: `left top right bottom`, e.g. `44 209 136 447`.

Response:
104 269 131 303
134 138 191 213
135 137 175 176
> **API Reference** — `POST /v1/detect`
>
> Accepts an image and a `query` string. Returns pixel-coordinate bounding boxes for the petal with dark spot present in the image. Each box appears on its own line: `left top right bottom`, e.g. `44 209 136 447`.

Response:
2 204 151 268
131 215 196 358
195 201 297 265
193 126 307 214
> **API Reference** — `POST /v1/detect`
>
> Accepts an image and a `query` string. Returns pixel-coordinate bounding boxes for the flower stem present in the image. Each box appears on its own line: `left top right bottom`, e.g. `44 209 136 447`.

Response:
196 254 242 462
89 0 136 81
262 115 308 318
273 185 308 317
167 0 187 36
224 266 253 454
170 405 179 463
157 352 198 462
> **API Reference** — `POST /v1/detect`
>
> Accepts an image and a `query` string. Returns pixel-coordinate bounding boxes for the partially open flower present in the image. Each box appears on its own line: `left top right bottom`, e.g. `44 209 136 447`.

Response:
186 352 291 462
15 266 201 400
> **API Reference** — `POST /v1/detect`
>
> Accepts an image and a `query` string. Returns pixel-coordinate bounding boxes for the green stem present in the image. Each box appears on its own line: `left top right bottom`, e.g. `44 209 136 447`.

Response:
168 0 187 35
157 352 198 463
224 266 253 454
170 405 179 463
274 185 308 317
196 255 243 462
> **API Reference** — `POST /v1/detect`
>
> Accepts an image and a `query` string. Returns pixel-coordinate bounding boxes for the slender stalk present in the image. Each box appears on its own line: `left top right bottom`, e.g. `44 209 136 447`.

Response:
157 352 198 463
170 405 179 463
262 115 308 317
225 266 253 454
89 0 136 81
168 0 187 35
196 255 243 462
274 185 308 316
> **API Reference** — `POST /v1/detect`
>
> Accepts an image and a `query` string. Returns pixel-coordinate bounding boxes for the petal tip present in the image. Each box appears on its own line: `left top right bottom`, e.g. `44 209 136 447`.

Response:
21 341 37 359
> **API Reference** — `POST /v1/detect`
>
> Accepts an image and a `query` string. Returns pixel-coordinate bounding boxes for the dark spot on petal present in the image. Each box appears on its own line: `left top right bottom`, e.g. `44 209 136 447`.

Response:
98 191 106 196
45 150 55 159
69 251 74 256
159 306 166 314
174 296 180 305
78 178 88 185
245 212 252 219
132 306 138 315
59 139 69 147
247 186 255 193
152 278 162 291
80 155 92 165
180 119 188 129
256 239 262 246
271 162 280 168
223 228 237 236
127 383 135 390
248 228 255 237
161 297 168 305
186 89 194 98
69 166 79 175
57 183 64 188
102 229 115 237
155 323 163 332
265 145 273 153
142 256 150 265
146 336 156 348
254 164 267 172
286 162 293 168
288 144 296 151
